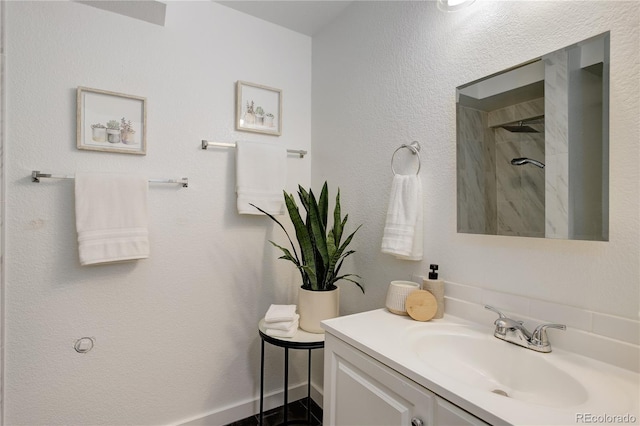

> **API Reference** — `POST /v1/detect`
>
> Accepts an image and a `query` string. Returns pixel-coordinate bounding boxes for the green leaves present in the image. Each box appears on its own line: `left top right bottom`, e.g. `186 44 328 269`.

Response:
252 182 363 294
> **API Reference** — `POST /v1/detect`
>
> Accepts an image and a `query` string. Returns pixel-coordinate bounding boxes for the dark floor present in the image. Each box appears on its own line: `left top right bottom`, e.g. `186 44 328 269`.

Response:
225 397 322 426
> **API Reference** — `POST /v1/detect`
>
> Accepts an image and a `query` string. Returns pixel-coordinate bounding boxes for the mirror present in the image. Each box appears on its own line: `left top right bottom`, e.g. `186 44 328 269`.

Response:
456 32 609 241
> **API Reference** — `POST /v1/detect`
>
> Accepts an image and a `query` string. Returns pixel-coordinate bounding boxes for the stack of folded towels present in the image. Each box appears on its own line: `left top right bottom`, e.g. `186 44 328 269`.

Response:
264 304 299 338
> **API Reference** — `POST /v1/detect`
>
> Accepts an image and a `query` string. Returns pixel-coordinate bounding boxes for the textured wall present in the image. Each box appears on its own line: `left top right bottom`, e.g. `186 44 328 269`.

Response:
312 1 639 320
5 2 311 424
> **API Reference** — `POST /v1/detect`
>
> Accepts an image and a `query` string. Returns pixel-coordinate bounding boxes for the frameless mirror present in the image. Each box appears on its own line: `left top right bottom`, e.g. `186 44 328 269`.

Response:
456 32 609 241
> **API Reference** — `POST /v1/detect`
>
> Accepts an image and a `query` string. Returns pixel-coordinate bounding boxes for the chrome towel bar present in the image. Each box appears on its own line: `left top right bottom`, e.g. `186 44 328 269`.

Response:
31 171 189 187
201 140 308 158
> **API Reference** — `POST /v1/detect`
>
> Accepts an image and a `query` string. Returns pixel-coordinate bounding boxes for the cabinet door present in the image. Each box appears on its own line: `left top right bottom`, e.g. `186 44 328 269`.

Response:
324 334 433 426
435 397 489 426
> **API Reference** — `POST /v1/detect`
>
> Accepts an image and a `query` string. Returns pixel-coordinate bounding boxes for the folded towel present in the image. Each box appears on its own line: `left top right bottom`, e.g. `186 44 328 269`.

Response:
266 320 299 338
75 172 149 266
236 140 287 215
381 174 423 261
264 304 297 323
265 314 300 331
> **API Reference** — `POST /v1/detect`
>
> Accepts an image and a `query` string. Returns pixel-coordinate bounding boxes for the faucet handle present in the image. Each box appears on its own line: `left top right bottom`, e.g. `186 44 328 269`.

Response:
484 305 506 319
531 323 566 346
485 305 511 336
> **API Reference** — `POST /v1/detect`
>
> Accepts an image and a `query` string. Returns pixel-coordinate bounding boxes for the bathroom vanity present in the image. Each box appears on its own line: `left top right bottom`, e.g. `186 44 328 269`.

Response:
322 309 639 426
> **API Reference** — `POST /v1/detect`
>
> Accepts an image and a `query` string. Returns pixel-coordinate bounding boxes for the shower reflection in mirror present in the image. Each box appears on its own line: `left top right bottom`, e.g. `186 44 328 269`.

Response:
456 32 609 241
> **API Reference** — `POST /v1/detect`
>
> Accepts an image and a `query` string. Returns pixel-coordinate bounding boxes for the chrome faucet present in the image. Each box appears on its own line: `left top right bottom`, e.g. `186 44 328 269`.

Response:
485 305 566 353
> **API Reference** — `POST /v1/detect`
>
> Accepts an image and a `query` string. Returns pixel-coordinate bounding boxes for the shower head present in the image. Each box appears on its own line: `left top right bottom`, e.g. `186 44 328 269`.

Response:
500 121 539 133
500 116 544 133
511 157 545 168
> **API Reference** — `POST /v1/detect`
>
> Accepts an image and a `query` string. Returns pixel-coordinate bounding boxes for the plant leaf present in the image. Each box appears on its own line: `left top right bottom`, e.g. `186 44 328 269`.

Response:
333 188 343 245
250 202 300 264
337 224 361 256
319 181 329 229
297 185 310 213
338 276 365 294
284 192 317 289
269 241 300 266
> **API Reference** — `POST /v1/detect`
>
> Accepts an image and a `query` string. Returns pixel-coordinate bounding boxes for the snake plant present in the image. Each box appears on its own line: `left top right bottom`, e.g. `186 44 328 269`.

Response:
251 182 363 293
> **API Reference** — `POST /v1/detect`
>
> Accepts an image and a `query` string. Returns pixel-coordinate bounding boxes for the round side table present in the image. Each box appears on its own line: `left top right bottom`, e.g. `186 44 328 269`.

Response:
258 319 325 425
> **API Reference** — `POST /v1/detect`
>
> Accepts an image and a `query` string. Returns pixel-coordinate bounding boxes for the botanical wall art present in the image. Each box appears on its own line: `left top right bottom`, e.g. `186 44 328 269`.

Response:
77 86 147 155
236 81 282 136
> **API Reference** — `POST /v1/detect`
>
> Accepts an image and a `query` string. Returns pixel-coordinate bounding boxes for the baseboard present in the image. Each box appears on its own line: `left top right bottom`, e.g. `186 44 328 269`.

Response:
177 382 323 426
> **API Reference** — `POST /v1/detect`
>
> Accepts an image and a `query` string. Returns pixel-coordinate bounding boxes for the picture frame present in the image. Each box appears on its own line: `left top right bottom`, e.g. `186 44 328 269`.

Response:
77 86 147 155
236 81 282 136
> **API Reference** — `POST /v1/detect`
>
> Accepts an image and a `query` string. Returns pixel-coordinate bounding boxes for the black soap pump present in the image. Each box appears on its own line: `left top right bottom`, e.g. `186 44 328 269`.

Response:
422 264 444 319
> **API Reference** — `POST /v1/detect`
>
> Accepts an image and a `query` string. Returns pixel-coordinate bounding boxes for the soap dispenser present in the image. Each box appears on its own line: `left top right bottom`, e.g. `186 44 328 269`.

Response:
422 264 444 319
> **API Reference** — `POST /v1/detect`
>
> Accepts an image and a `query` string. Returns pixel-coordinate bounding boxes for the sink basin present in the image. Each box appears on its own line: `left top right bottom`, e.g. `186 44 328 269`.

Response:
406 326 587 408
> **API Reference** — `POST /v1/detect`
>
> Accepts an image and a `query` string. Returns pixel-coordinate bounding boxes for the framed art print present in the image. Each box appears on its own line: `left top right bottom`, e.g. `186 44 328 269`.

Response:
236 81 282 136
77 86 147 155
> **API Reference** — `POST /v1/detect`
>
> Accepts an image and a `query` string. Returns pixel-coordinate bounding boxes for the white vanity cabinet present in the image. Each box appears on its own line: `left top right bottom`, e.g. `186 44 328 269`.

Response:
323 333 489 426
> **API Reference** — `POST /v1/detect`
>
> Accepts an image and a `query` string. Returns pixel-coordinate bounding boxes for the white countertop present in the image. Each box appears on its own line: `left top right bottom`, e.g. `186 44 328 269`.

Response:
322 308 640 426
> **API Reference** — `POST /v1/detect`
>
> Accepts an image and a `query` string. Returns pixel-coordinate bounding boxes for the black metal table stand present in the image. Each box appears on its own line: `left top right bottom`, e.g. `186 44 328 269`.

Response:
258 320 325 426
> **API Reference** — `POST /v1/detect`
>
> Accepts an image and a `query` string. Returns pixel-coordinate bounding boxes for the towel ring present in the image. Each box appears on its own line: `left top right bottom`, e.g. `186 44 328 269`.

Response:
391 141 421 175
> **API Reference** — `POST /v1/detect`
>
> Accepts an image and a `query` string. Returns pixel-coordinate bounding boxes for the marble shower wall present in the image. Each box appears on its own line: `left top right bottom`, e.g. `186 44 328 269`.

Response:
458 99 545 237
544 49 570 239
494 127 545 237
491 99 545 237
457 105 496 235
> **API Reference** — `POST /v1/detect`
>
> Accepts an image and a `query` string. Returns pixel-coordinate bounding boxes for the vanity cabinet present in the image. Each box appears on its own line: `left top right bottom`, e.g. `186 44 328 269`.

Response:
324 333 488 426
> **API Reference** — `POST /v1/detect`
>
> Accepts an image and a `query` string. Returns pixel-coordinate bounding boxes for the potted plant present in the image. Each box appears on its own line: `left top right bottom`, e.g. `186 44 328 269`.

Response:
265 113 275 127
255 106 265 126
91 123 106 142
252 182 363 333
244 101 256 125
106 120 121 143
120 117 136 145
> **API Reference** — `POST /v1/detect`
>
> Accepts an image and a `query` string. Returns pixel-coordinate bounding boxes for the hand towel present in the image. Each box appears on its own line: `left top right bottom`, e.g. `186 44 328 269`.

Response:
265 320 299 338
265 314 300 331
264 304 297 323
236 140 287 215
75 172 149 266
381 174 423 261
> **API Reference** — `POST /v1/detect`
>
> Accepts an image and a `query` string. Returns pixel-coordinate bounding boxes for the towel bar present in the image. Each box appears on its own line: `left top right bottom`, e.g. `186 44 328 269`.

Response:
31 171 189 187
201 140 308 158
391 141 421 175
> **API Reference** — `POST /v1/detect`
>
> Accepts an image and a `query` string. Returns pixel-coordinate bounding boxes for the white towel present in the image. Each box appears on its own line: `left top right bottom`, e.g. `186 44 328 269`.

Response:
236 140 287 215
264 304 297 323
266 320 299 338
265 314 300 331
381 174 423 261
75 172 149 266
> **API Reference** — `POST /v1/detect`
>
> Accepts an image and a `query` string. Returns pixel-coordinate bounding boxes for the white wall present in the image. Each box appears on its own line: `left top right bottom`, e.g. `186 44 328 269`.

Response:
5 2 311 424
312 1 639 319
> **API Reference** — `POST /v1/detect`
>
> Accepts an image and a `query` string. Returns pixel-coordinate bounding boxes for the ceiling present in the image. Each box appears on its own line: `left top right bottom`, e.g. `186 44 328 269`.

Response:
216 1 353 36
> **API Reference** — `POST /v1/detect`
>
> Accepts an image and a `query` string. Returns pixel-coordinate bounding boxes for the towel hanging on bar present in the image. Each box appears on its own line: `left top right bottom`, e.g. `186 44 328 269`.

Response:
201 140 307 158
75 172 150 266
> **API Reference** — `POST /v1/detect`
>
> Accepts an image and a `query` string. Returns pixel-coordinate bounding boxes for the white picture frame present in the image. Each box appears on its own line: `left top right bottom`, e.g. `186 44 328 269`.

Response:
77 86 147 155
236 81 282 136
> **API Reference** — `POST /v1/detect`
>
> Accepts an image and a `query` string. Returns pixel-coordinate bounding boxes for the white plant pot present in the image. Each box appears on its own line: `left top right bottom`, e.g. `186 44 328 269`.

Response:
106 129 120 143
91 127 107 142
121 130 135 145
298 286 339 334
